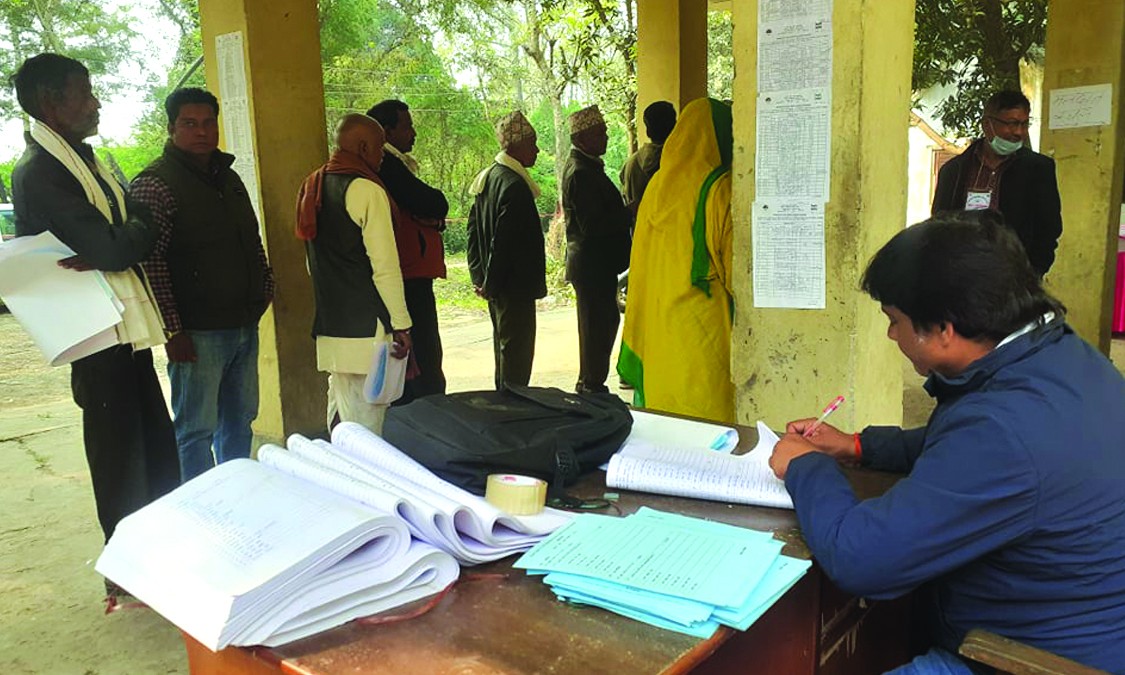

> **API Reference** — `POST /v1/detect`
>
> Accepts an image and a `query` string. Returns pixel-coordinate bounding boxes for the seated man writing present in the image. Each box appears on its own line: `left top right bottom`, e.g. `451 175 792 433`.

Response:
769 211 1125 674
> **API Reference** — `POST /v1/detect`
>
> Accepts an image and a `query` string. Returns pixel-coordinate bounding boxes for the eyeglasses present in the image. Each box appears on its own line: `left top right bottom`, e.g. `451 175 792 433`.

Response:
988 116 1032 130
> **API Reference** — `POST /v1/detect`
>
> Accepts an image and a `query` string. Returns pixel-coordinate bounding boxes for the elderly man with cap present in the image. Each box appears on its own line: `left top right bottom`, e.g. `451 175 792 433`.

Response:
561 105 632 394
466 110 547 389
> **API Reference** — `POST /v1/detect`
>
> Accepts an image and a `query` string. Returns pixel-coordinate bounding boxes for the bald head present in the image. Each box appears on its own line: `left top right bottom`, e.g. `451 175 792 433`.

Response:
335 113 385 172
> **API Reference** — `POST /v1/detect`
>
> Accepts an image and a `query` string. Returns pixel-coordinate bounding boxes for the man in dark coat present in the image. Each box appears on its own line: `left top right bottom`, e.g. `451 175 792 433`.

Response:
931 90 1062 276
466 111 546 389
366 99 448 403
620 100 676 214
562 105 632 393
9 54 179 567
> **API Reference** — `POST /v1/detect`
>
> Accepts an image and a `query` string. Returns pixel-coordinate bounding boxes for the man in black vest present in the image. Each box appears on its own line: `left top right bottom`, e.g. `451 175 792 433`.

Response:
130 88 274 482
562 105 632 394
296 114 413 434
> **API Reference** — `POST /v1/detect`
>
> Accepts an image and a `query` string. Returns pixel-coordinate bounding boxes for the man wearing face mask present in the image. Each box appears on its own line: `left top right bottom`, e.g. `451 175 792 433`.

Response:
931 90 1063 277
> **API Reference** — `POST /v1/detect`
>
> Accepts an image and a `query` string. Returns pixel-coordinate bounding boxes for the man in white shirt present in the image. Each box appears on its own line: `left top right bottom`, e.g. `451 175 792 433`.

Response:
296 114 412 433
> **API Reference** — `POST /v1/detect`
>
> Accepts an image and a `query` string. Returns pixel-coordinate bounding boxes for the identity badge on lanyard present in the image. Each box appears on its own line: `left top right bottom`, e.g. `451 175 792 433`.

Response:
965 190 992 211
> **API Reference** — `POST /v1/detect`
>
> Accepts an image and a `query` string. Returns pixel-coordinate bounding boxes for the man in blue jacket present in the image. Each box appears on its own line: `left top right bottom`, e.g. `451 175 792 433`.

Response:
770 211 1125 674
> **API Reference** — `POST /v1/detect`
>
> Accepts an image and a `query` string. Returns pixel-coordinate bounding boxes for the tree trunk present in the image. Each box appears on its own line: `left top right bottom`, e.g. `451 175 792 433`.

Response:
975 0 1022 89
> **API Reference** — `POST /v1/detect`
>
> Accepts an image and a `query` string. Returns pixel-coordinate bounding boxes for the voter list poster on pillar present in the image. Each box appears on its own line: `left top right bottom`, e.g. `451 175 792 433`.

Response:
216 31 264 226
753 0 831 309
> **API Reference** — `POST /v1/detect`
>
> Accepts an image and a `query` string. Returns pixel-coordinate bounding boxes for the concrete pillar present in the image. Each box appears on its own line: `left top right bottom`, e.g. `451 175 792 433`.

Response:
728 1 915 429
198 0 328 441
635 0 708 138
1040 1 1125 353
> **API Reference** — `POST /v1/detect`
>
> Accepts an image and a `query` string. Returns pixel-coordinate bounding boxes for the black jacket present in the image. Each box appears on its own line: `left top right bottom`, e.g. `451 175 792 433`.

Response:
12 135 157 271
561 149 632 284
932 140 1063 276
466 164 546 300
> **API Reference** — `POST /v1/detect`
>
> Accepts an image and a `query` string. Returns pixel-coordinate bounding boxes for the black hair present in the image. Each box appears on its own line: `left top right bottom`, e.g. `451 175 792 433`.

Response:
643 101 676 143
164 87 219 126
984 90 1031 117
366 99 409 130
9 53 89 120
861 210 1064 341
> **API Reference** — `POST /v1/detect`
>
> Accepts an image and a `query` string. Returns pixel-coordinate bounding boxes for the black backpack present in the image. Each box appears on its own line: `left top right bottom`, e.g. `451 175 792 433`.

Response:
381 385 633 495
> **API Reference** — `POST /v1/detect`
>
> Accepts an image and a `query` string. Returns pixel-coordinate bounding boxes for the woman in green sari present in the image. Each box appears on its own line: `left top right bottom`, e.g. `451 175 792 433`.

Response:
617 98 735 423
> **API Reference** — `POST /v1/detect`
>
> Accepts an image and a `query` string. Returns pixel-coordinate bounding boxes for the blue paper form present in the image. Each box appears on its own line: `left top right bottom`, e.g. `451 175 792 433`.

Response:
514 512 782 606
515 508 810 637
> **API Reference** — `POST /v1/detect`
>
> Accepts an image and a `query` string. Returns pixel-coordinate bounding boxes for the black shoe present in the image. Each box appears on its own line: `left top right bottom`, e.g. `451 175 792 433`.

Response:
576 383 610 395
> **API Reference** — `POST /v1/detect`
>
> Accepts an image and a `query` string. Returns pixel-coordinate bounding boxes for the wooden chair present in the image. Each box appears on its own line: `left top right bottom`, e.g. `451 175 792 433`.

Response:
958 629 1110 675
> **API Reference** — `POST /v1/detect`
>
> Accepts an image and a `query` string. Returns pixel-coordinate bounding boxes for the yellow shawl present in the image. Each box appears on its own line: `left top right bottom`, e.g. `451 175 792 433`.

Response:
617 98 735 423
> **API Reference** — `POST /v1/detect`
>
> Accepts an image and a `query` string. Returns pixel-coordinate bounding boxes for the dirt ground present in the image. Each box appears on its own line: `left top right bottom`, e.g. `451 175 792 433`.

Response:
1 307 1122 674
0 305 618 675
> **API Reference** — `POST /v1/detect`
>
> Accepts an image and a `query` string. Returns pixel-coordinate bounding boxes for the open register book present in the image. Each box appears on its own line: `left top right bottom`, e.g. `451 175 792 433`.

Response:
606 421 792 509
96 458 459 651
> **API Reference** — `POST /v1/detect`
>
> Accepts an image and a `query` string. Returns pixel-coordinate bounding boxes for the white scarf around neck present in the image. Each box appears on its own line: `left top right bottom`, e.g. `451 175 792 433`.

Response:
470 152 541 200
31 120 165 350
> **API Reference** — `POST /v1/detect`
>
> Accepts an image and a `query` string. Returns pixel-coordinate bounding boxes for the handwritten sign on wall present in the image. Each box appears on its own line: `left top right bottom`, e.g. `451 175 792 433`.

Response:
1049 84 1112 130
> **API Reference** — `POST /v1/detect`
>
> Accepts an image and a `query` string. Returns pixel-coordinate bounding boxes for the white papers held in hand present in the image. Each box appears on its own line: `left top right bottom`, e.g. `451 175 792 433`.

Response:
364 339 407 404
0 231 122 365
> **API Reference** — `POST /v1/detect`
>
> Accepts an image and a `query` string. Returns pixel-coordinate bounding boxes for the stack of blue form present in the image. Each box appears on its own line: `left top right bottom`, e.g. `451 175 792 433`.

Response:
513 507 811 638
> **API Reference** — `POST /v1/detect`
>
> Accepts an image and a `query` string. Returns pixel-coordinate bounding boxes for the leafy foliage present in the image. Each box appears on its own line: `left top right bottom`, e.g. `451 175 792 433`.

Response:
707 10 733 100
913 0 1047 136
0 0 139 123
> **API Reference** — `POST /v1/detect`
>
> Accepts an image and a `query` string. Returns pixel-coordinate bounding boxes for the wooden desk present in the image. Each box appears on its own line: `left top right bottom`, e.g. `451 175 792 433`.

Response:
183 432 916 674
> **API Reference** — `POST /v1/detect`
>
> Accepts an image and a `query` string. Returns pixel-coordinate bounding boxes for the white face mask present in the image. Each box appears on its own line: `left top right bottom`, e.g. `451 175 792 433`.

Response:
989 134 1023 156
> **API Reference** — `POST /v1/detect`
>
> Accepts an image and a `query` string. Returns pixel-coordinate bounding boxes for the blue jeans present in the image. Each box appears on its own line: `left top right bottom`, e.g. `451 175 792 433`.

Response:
884 648 975 675
168 327 260 481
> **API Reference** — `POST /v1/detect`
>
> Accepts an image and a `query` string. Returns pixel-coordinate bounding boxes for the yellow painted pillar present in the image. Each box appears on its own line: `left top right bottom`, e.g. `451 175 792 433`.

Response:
1040 1 1125 353
198 0 328 442
635 0 708 137
729 1 915 429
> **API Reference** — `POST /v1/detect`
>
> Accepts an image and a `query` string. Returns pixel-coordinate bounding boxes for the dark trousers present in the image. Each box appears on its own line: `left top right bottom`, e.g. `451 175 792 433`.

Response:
573 279 620 393
70 345 180 541
488 295 536 390
396 278 446 405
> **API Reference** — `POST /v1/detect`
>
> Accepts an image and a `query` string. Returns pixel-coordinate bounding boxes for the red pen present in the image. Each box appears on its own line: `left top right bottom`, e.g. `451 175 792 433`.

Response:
803 395 845 438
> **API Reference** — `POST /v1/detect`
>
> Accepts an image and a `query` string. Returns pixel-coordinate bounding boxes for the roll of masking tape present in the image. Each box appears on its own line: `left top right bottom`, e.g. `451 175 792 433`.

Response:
485 474 547 515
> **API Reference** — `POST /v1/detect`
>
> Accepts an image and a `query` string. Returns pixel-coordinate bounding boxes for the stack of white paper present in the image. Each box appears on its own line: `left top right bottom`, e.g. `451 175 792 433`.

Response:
256 422 573 565
95 459 459 651
0 231 123 365
515 508 810 637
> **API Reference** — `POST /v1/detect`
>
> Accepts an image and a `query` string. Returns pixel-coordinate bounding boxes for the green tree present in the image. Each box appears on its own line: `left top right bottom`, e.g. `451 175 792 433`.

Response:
0 0 138 125
913 0 1047 136
707 10 733 100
